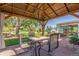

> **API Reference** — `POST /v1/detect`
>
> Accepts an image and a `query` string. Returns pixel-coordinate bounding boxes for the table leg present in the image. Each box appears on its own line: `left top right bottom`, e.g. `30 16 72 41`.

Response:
48 41 51 52
38 43 41 56
34 43 37 56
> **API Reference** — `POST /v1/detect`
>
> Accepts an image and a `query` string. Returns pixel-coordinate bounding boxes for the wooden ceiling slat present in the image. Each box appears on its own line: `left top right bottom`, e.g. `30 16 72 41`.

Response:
33 4 39 13
25 4 29 11
0 3 7 6
5 5 33 15
47 3 58 16
0 8 41 20
44 11 50 18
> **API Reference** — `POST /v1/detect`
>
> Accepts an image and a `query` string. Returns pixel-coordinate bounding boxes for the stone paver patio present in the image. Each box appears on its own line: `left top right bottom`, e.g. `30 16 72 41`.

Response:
0 38 79 56
18 38 79 56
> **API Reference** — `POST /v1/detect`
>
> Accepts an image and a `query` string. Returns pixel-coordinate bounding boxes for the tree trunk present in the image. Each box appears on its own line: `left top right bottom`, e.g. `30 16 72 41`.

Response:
41 25 45 36
39 20 48 36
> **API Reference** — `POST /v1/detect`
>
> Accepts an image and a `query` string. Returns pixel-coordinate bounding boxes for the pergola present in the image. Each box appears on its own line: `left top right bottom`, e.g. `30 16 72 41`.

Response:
0 3 79 49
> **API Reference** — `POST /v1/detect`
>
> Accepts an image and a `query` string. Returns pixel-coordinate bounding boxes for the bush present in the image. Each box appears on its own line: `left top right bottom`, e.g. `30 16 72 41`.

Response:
69 36 79 45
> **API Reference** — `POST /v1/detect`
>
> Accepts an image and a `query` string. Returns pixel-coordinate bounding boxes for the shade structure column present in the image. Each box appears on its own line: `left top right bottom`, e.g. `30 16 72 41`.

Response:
0 13 5 49
16 17 22 45
16 17 21 37
77 24 79 37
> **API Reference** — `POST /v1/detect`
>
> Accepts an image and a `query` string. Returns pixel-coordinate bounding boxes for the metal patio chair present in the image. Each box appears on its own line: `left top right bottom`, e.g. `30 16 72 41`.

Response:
37 33 60 56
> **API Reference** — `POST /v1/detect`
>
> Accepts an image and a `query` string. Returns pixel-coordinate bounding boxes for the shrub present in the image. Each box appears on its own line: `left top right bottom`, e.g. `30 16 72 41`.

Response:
69 36 79 45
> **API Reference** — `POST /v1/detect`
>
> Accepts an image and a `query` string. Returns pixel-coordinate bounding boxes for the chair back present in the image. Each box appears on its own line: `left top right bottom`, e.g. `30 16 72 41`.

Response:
49 33 60 51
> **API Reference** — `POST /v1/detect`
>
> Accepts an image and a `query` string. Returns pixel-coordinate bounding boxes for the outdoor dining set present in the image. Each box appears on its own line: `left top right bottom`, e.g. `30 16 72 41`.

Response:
28 33 60 56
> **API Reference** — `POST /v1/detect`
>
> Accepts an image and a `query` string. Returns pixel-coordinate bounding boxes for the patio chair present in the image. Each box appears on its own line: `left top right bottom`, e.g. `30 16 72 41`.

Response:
37 33 60 56
48 33 59 52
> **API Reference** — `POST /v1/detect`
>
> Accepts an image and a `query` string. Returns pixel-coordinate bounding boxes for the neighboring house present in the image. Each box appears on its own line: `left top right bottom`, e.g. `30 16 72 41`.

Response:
57 20 79 36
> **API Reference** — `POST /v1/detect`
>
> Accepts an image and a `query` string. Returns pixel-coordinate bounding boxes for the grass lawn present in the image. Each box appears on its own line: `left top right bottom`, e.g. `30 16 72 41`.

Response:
5 37 30 47
5 39 20 46
4 33 48 47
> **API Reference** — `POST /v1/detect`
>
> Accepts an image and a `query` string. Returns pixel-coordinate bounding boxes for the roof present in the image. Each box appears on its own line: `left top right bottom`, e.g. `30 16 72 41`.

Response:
57 20 79 26
0 3 79 21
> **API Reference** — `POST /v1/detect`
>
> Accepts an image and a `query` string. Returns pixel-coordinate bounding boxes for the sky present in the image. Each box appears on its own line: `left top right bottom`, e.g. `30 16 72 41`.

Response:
46 12 79 27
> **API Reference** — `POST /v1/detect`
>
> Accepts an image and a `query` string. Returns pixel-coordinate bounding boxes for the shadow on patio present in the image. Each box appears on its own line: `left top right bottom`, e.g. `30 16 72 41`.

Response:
0 37 79 56
18 37 79 56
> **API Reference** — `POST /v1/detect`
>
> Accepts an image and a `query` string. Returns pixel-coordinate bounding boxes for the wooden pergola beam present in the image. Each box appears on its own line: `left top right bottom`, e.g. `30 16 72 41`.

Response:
0 4 45 21
6 5 33 14
33 4 39 13
64 3 70 12
25 4 29 11
43 12 50 19
47 3 58 16
0 3 79 22
43 3 55 11
1 10 42 21
25 3 43 12
70 13 79 18
47 9 79 21
0 3 8 6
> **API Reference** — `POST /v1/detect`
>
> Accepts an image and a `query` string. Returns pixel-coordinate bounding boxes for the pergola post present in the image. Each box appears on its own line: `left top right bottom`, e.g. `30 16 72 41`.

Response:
0 13 5 49
16 17 20 37
78 24 79 37
16 17 22 45
39 20 48 36
71 13 79 37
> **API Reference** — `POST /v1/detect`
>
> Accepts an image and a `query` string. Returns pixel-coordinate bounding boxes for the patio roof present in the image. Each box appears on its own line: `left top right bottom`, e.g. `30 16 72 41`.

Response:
0 3 79 21
57 20 79 26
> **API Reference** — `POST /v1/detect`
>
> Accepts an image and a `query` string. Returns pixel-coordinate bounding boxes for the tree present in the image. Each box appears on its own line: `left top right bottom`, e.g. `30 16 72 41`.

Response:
4 17 40 38
45 26 53 34
39 20 48 36
20 18 40 32
4 16 16 32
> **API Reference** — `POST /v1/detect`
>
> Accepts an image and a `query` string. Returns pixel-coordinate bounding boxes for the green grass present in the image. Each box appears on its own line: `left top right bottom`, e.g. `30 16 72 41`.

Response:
5 37 30 47
4 33 48 47
35 33 48 38
5 38 20 46
22 37 30 43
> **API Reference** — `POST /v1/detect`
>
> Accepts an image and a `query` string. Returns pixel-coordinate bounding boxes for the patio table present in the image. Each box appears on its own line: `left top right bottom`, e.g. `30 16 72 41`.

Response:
29 37 49 56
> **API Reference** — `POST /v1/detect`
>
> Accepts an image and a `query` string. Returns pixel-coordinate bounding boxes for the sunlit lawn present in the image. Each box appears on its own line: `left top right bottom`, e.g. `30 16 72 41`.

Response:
5 36 30 46
4 32 48 47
